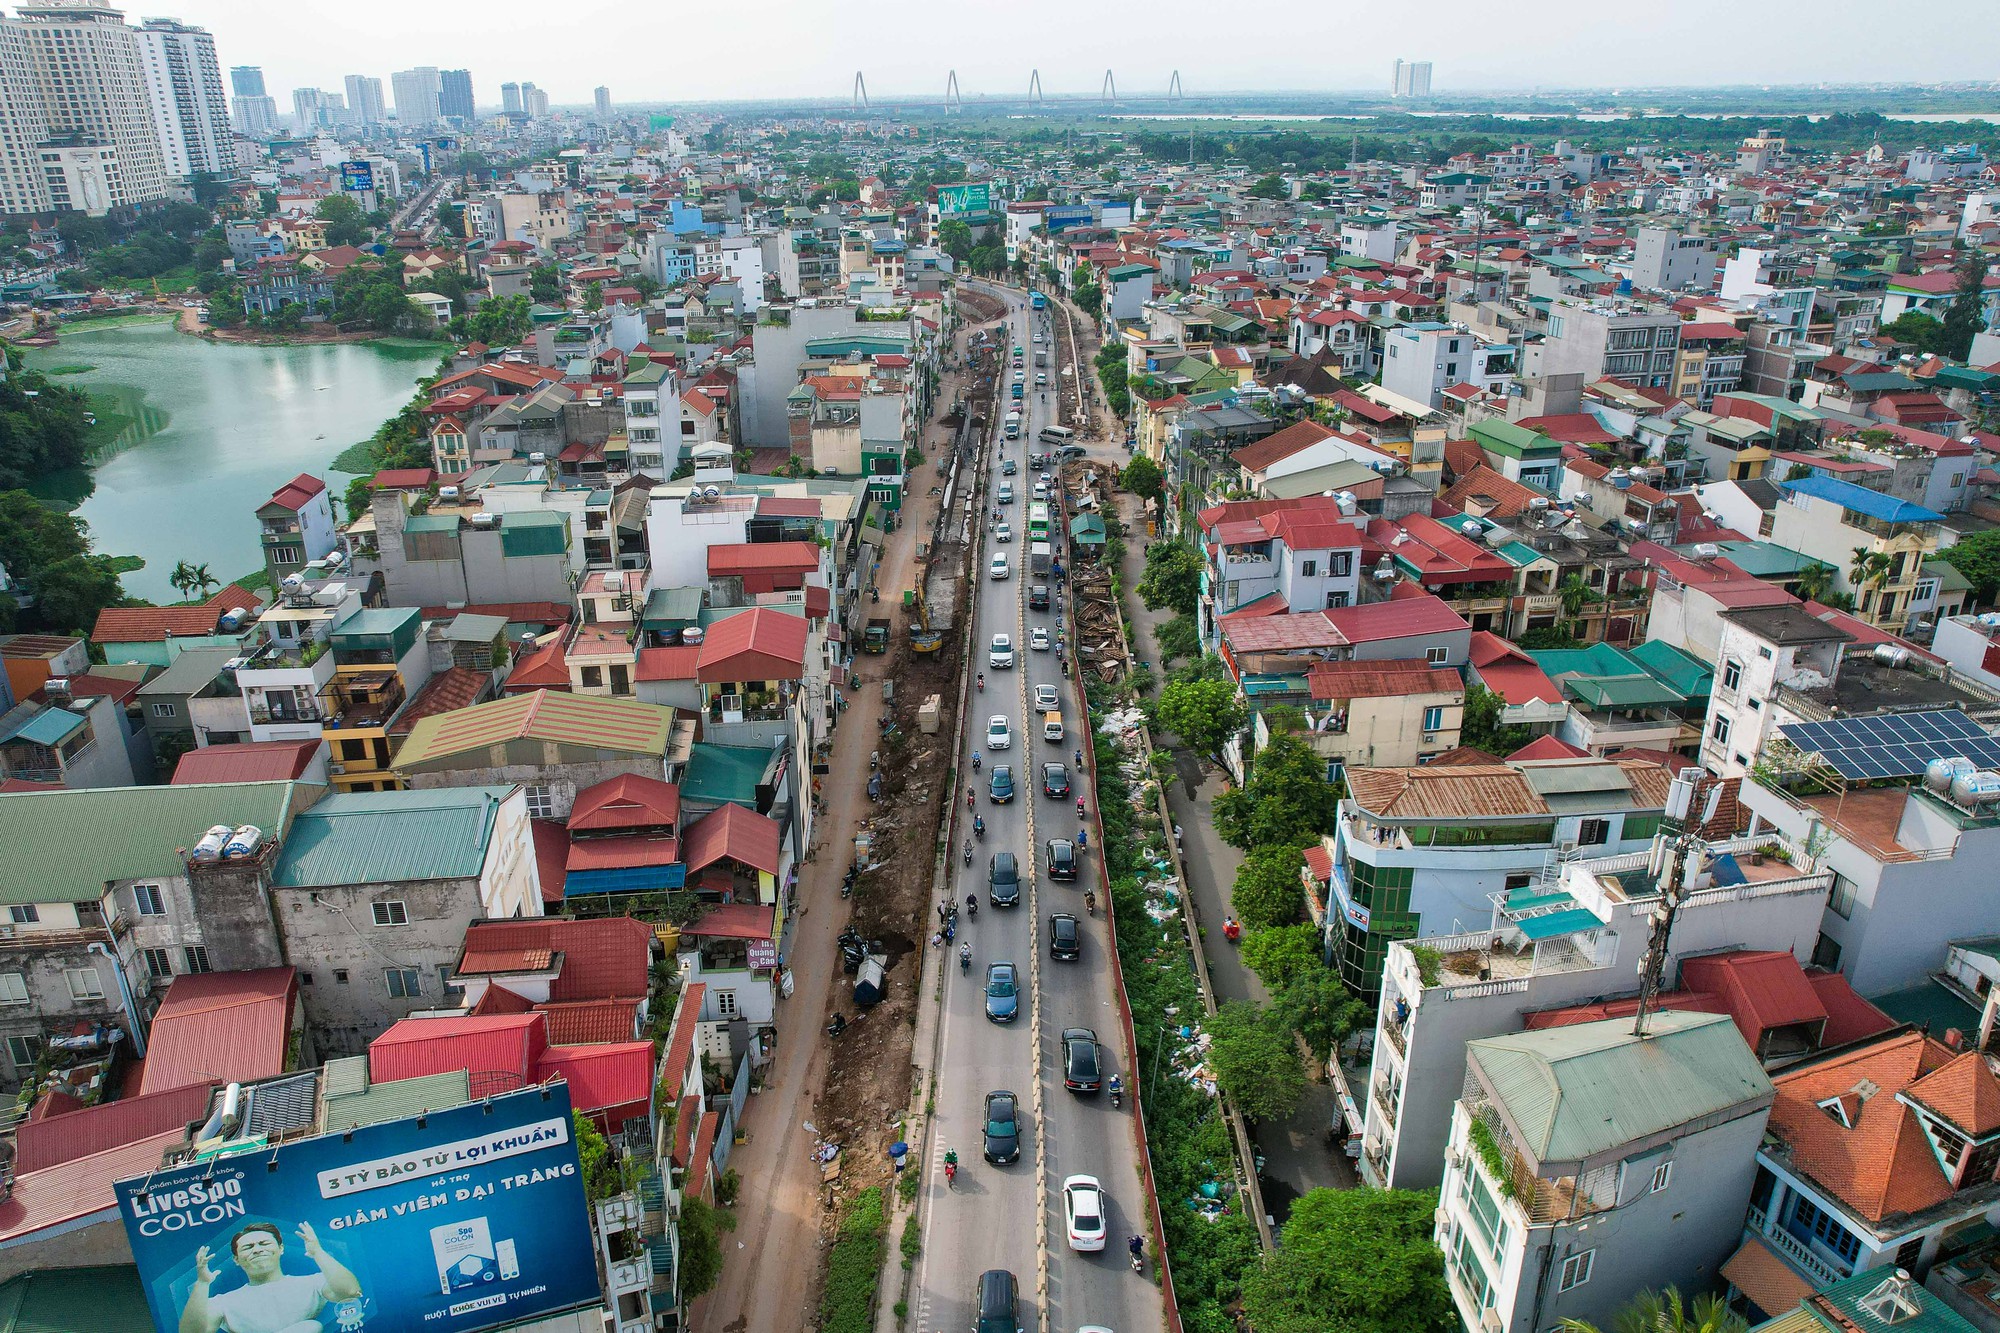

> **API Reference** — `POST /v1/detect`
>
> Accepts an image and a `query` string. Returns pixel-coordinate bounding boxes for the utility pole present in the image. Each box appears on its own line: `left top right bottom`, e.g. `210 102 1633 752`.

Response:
1632 772 1721 1039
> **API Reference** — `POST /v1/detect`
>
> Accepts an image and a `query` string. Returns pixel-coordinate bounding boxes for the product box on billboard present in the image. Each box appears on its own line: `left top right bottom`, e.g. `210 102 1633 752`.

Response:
116 1084 601 1333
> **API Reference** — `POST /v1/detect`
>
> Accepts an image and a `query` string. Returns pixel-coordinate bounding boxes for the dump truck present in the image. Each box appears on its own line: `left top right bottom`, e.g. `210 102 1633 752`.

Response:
864 618 890 653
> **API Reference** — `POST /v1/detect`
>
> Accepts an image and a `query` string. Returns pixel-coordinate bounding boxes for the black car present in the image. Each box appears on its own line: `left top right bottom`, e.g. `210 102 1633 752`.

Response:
1050 912 1081 960
988 851 1020 907
983 1090 1021 1164
1042 762 1070 799
1062 1028 1101 1094
1028 584 1050 610
976 1270 1020 1333
1046 838 1077 881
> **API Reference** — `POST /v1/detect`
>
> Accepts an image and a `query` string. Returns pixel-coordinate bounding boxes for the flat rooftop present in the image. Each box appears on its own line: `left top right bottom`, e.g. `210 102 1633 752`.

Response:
1827 658 1987 714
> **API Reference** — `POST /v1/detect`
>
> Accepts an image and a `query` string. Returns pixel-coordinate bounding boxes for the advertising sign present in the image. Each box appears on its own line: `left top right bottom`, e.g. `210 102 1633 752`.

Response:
1043 204 1093 234
649 113 675 131
936 182 993 217
116 1085 601 1333
339 160 374 192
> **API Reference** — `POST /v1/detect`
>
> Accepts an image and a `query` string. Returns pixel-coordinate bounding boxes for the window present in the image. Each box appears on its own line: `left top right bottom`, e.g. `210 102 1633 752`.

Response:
1721 658 1743 692
580 665 604 688
142 947 173 979
149 701 177 718
1829 874 1858 920
1558 1250 1595 1292
1504 872 1534 892
525 785 556 819
1326 591 1350 609
5 1035 42 1069
1426 646 1450 665
8 905 38 925
1757 646 1773 660
1650 1161 1673 1193
714 989 739 1018
1423 706 1445 732
134 884 165 916
64 967 103 1000
1301 559 1317 578
385 968 421 998
183 946 211 974
1710 715 1731 744
0 973 26 1006
1330 553 1353 578
372 900 409 927
333 968 350 984
1811 932 1842 971
438 965 463 1004
1578 817 1610 846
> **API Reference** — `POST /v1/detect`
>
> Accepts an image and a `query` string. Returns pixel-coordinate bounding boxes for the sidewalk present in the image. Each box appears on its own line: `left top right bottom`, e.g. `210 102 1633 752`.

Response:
1112 493 1356 1223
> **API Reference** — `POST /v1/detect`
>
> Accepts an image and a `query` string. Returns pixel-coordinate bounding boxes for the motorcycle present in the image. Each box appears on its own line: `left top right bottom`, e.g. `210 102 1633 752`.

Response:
1128 1237 1145 1273
1084 890 1096 917
973 815 985 840
943 919 956 944
976 674 985 693
971 751 982 772
826 1014 848 1038
870 750 880 771
943 1150 959 1186
1109 1077 1123 1110
959 942 971 973
963 840 973 867
965 894 978 920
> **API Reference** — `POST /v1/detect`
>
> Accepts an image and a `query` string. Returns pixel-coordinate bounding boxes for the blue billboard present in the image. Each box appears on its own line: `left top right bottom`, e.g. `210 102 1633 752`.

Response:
1044 205 1093 234
339 160 374 192
116 1085 601 1333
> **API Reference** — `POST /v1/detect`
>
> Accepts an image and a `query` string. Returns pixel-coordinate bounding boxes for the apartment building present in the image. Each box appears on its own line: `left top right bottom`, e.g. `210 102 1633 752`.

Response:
1700 602 1853 777
1631 225 1724 292
132 17 230 180
1438 1012 1774 1333
343 74 384 126
1380 322 1518 410
1535 298 1683 392
1767 475 1940 632
439 68 474 122
390 64 440 126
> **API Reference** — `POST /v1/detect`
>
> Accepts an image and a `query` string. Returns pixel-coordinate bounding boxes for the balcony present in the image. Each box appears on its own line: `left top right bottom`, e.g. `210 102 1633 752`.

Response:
1469 1102 1617 1225
1381 1009 1408 1057
1745 1205 1847 1287
261 520 301 537
1372 1078 1401 1128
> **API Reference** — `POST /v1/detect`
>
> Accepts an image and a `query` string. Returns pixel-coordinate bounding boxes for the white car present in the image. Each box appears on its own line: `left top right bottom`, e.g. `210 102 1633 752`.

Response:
1033 482 1049 502
1034 684 1059 711
1029 627 1051 652
989 634 1015 668
987 715 1013 750
1063 1175 1106 1252
994 523 1012 543
997 483 1015 505
990 553 1010 580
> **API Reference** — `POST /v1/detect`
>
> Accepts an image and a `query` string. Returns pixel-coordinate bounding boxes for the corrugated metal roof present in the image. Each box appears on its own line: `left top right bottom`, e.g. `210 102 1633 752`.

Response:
395 691 674 769
319 1057 472 1132
271 787 509 887
0 781 301 906
13 1082 213 1173
141 967 296 1096
1469 1011 1772 1167
0 1263 153 1332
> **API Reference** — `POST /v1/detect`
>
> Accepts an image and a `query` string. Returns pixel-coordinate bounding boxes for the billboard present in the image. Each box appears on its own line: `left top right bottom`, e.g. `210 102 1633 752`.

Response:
649 113 675 131
339 160 374 192
116 1085 601 1333
1044 204 1094 234
936 182 993 217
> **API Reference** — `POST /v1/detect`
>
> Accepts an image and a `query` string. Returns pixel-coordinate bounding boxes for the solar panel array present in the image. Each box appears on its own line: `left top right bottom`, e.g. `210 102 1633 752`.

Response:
1775 710 2000 781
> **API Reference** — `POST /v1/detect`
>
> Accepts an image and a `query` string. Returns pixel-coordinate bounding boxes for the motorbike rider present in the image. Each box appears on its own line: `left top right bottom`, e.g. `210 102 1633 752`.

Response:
972 749 982 772
959 940 971 971
965 893 978 919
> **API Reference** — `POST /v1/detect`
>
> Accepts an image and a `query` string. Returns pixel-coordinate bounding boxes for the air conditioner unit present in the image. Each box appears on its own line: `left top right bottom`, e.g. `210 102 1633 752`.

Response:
1481 1309 1505 1333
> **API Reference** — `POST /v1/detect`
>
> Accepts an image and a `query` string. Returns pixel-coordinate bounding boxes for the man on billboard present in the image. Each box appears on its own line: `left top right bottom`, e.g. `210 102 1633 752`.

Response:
178 1221 362 1333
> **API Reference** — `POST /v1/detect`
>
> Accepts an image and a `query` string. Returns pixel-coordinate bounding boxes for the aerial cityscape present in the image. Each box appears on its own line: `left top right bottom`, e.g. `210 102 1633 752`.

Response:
5 3 2000 1333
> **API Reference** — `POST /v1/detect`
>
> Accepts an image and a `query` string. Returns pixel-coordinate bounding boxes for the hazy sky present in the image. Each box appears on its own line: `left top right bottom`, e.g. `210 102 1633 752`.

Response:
168 0 2000 108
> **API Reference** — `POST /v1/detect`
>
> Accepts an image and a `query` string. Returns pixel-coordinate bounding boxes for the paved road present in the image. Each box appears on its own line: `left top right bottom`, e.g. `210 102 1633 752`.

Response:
911 285 1164 1333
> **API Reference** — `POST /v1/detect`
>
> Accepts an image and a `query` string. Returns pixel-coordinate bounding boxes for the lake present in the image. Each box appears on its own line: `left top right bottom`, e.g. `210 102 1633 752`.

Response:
23 318 438 601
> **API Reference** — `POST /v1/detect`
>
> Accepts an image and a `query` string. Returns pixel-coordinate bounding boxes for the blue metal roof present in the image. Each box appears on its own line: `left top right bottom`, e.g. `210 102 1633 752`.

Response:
1780 473 1942 524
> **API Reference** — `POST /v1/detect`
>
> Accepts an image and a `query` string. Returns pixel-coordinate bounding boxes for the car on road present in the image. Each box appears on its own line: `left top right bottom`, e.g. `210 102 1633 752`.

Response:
989 634 1014 668
988 850 1019 905
1029 626 1051 651
1034 683 1059 711
976 1270 1021 1333
1027 451 1047 467
1063 1175 1107 1252
1046 838 1077 880
1042 762 1070 798
1050 912 1081 960
1032 482 1049 502
984 961 1019 1022
1001 458 1018 475
994 523 1012 543
997 483 1014 504
986 715 1012 750
1028 585 1050 611
982 1090 1021 1164
988 765 1015 804
1062 1027 1101 1093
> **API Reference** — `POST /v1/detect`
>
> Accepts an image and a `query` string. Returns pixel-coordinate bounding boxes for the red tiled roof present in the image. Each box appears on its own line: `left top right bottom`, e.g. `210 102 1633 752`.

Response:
93 585 259 645
504 635 570 692
696 607 809 683
1306 660 1460 702
1517 413 1620 446
390 665 489 736
1302 843 1334 883
1467 630 1564 705
1807 972 1895 1049
458 917 653 1002
537 998 641 1045
1767 1031 1958 1223
1907 1051 2000 1136
1440 464 1547 521
370 1013 548 1099
537 1041 655 1116
682 802 783 875
1229 419 1336 472
659 984 705 1104
636 645 702 681
567 834 680 871
569 773 681 831
707 541 820 578
372 468 437 491
266 472 326 512
682 902 776 940
13 1081 214 1174
140 967 297 1096
1508 735 1591 761
1680 951 1829 1048
171 740 320 785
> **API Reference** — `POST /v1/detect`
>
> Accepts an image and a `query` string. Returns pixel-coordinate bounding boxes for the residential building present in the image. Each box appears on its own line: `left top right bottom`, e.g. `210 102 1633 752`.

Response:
0 0 173 216
1751 1268 1978 1333
365 491 574 609
133 18 231 180
389 65 440 126
438 68 474 122
1381 322 1518 410
1437 1012 1774 1333
1391 58 1433 98
1768 475 1941 632
257 472 339 588
1631 226 1724 293
593 85 611 120
342 74 384 126
1536 298 1683 392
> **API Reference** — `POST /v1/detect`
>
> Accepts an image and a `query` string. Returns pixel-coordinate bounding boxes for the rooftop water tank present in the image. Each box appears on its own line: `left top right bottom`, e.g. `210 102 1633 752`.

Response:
1609 468 1632 490
222 825 263 859
1953 771 2000 807
191 824 233 863
1460 520 1483 538
1873 643 1911 670
1335 490 1357 516
1693 543 1723 561
1926 756 1975 794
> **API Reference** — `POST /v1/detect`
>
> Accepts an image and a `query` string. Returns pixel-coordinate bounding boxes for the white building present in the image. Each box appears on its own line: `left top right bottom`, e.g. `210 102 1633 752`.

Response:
390 65 440 126
133 18 231 180
343 74 385 126
1380 322 1517 409
1699 602 1853 777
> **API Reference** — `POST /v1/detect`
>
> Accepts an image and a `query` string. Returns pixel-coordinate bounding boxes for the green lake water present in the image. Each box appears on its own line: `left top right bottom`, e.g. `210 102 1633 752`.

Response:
22 318 438 601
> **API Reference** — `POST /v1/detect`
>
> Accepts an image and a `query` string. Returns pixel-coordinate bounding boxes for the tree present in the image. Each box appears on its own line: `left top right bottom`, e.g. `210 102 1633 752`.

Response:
1121 454 1164 509
1157 676 1244 759
1848 545 1892 607
1935 528 2000 604
315 193 369 248
1138 541 1201 616
1073 279 1103 318
167 560 216 602
1242 1187 1454 1333
584 280 604 312
1154 611 1199 664
1205 1000 1306 1120
1558 1286 1749 1333
528 263 563 303
1241 922 1326 993
1230 843 1308 930
1272 964 1369 1057
32 554 126 635
1879 311 1948 355
1247 174 1288 200
1214 731 1341 851
434 200 464 236
1794 559 1838 604
1459 684 1531 756
676 1196 735 1301
937 219 974 263
1940 252 1991 362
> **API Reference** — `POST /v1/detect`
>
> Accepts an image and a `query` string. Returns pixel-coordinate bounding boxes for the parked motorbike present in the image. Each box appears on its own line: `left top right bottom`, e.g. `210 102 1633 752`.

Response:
1110 1076 1123 1110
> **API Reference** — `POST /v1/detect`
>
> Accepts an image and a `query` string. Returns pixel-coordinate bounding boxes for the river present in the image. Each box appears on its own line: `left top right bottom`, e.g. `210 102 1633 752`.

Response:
23 318 438 601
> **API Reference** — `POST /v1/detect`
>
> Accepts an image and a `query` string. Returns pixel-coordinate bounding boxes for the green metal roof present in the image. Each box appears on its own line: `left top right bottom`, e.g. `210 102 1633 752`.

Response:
0 782 302 906
682 743 773 807
404 512 461 535
1627 639 1714 699
0 1265 152 1333
1925 559 1973 593
1516 907 1604 941
331 607 421 638
1470 418 1560 459
1710 540 1826 578
1470 1011 1771 1168
319 1055 472 1132
1565 676 1683 709
642 585 706 626
1756 1265 1983 1333
270 787 510 887
0 707 85 747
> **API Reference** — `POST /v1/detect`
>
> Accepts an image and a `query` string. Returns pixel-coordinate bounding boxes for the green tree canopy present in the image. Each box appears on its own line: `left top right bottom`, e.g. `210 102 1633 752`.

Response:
1242 1187 1454 1333
1157 676 1245 760
315 193 370 248
676 1196 736 1301
1459 683 1531 756
1231 843 1308 930
1941 252 1991 362
1139 541 1202 616
1878 311 1948 355
1154 611 1200 665
1935 528 2000 604
1214 731 1340 851
1073 279 1103 317
1247 174 1288 199
1204 1000 1306 1120
1121 454 1164 508
1558 1285 1749 1333
1240 922 1326 993
0 359 92 489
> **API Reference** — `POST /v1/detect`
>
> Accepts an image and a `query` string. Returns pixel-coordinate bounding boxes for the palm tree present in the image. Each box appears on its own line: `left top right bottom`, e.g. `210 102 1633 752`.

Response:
1560 1285 1749 1333
1848 546 1894 615
1795 560 1835 604
167 560 202 601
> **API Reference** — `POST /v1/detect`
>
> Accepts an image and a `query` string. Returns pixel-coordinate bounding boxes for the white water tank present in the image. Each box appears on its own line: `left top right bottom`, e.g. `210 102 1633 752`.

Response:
1873 643 1911 669
223 825 263 859
1953 771 2000 807
1335 490 1357 515
438 485 460 500
1693 543 1722 561
1927 756 1975 794
1460 520 1482 538
191 824 233 863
